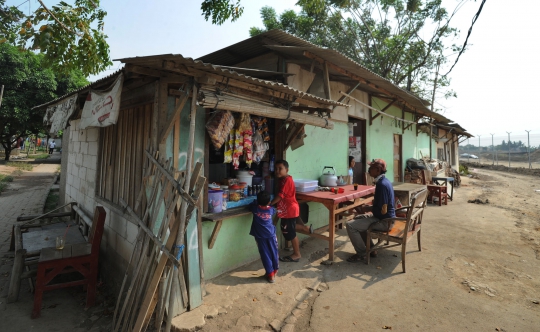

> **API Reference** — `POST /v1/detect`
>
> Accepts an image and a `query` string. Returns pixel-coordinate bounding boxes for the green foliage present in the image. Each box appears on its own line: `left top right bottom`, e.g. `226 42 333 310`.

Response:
250 1 462 103
0 43 88 160
201 0 244 25
459 164 468 175
0 0 111 76
7 161 33 171
0 174 14 182
29 153 50 159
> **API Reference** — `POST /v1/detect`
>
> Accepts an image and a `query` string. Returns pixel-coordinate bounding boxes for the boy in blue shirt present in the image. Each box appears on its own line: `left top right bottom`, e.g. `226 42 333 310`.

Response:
248 191 279 283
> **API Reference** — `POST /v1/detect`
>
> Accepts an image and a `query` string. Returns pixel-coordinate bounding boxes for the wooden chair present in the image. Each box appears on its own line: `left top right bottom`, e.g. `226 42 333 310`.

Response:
421 170 448 206
366 189 428 273
362 172 375 186
32 206 106 318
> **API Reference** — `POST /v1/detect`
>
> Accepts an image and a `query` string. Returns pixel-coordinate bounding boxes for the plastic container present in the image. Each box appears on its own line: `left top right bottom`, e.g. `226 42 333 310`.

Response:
294 179 319 188
229 185 243 202
238 182 247 197
220 185 229 211
295 184 317 193
208 189 223 213
237 171 253 185
264 177 274 195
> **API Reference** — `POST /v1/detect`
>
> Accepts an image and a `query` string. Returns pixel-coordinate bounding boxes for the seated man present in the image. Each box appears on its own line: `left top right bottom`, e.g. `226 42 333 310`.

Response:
346 159 396 262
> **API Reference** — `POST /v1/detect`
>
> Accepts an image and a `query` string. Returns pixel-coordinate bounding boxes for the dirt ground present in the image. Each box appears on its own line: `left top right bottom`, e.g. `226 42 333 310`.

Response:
198 167 540 332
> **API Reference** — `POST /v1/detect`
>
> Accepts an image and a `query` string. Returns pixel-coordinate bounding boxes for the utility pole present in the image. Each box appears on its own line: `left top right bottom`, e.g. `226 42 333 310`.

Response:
526 130 532 169
490 133 495 165
506 131 511 168
478 135 481 162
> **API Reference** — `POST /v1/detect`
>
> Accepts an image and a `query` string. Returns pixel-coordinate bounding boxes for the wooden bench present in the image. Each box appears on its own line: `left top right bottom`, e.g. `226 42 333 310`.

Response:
366 189 428 273
8 203 98 304
32 206 106 318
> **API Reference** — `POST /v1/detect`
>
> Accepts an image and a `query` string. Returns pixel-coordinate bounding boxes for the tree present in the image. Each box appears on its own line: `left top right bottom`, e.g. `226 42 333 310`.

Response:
0 0 111 76
0 43 88 160
249 1 465 103
201 0 244 25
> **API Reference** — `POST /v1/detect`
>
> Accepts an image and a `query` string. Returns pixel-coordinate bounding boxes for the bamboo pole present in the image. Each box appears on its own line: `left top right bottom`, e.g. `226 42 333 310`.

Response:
198 89 334 130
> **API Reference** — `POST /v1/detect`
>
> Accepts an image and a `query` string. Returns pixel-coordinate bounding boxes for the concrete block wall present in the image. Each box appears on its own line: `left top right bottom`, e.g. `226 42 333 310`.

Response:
64 119 138 291
65 119 99 213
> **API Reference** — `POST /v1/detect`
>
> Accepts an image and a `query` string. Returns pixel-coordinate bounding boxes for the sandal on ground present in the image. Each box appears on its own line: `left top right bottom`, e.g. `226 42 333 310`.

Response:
279 255 300 262
309 224 314 234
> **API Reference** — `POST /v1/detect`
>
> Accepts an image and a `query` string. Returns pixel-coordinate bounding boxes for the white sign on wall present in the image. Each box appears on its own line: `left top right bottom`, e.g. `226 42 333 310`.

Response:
79 74 124 130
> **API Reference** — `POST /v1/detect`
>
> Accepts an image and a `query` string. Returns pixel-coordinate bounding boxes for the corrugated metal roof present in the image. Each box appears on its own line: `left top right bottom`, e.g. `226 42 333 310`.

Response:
197 29 453 123
115 53 347 107
33 70 123 110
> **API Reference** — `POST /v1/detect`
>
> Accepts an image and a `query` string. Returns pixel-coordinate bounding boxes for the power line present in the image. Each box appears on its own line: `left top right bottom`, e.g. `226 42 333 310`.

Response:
444 0 487 77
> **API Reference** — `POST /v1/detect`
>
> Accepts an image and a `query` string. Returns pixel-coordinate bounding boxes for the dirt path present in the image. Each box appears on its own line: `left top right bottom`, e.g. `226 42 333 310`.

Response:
199 168 540 331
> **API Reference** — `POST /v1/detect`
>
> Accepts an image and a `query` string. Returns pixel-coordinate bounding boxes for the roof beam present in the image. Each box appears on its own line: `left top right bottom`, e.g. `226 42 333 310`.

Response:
303 51 424 116
162 60 333 110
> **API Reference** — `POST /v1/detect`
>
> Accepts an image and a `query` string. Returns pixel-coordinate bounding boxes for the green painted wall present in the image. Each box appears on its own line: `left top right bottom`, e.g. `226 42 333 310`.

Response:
200 122 349 279
196 104 436 280
201 214 262 279
367 98 434 181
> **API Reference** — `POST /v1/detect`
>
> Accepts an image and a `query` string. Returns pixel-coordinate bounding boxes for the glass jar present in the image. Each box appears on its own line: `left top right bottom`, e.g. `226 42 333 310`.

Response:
238 182 248 197
229 185 243 202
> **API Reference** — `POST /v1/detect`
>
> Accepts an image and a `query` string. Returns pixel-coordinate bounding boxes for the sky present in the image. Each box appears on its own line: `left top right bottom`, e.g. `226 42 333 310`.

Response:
10 0 540 147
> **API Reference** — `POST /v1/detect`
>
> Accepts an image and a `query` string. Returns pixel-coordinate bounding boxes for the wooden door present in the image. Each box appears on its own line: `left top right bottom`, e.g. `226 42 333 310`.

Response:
393 134 402 182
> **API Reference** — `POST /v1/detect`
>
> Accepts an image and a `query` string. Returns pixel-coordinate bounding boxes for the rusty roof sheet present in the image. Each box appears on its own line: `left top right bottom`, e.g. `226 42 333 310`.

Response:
115 53 347 107
198 29 452 123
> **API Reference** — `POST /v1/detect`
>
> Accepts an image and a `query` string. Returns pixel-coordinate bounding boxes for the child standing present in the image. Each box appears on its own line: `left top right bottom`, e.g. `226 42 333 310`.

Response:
248 191 279 283
270 160 311 262
348 156 355 185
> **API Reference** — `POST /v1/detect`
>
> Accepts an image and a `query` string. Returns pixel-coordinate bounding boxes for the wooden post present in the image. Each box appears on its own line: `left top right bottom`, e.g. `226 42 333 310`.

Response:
322 61 332 100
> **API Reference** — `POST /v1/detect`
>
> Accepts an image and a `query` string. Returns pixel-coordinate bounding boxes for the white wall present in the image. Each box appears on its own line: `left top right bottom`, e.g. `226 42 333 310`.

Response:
65 119 99 213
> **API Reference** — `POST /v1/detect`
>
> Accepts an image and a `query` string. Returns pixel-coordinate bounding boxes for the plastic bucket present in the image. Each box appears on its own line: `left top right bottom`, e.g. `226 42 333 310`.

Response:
237 175 253 185
208 189 223 213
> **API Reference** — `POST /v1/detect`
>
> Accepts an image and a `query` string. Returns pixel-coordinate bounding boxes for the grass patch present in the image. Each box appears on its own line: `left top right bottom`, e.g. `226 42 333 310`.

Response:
0 174 14 182
6 162 33 171
459 164 469 175
44 191 60 212
28 153 50 160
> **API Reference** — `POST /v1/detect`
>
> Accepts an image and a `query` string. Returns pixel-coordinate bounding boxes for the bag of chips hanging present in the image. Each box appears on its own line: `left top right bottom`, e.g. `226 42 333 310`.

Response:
252 130 267 164
205 110 235 150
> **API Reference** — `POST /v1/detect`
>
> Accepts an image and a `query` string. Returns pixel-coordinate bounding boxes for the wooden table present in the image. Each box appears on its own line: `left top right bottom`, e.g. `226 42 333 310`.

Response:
295 185 375 261
392 182 427 206
8 223 86 303
432 176 455 200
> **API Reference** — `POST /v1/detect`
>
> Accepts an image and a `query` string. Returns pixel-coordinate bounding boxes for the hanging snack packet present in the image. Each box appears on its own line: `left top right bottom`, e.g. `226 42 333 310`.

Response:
205 110 235 149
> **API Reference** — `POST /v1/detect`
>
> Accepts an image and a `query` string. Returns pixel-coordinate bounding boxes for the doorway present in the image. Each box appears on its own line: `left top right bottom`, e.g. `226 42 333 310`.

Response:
393 134 402 182
348 118 366 185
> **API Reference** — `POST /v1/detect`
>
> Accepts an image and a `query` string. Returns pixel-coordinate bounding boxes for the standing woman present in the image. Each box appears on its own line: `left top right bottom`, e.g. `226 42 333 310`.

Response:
348 156 355 185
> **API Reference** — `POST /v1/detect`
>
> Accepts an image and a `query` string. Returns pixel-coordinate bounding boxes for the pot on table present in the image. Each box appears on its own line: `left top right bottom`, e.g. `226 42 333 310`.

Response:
320 166 338 187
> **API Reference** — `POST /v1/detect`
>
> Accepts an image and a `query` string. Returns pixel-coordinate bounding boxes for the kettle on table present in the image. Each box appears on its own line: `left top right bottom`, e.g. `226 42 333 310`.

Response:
320 166 338 187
